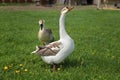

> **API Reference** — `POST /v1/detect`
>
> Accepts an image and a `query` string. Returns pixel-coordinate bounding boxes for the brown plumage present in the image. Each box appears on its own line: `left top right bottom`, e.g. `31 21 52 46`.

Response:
32 42 62 56
38 19 54 45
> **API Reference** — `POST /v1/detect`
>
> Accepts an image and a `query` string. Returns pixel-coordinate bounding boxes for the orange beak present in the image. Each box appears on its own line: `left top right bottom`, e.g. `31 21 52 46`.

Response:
68 7 74 11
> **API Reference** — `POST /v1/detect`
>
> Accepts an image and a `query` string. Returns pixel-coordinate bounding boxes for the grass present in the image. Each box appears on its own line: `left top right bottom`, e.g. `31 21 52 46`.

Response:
0 7 120 80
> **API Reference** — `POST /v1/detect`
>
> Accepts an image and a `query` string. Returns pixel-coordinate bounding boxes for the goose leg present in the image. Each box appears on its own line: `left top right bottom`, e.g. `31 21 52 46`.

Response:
53 64 57 71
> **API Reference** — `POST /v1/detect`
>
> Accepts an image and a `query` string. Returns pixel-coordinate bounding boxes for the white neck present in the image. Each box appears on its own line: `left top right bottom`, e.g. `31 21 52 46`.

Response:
59 13 68 39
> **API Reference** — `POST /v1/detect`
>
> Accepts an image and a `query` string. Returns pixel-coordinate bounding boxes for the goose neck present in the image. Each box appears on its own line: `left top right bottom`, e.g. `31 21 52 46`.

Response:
59 13 68 39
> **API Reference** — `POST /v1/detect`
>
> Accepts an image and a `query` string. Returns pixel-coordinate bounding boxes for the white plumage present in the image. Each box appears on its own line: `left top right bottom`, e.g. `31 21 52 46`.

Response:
32 7 74 70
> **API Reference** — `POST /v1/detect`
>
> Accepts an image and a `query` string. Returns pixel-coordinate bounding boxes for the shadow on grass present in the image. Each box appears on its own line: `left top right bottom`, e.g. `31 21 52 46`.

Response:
61 58 87 69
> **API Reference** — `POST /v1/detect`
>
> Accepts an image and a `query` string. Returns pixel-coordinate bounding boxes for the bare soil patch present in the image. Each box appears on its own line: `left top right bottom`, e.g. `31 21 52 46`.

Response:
0 5 65 11
0 4 96 11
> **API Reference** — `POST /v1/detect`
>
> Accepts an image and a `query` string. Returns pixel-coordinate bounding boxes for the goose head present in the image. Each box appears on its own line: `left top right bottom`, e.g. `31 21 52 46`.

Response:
61 7 74 14
39 19 45 30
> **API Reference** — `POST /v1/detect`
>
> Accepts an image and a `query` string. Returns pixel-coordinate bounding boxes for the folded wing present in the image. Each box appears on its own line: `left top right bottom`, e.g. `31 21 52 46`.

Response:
36 42 63 56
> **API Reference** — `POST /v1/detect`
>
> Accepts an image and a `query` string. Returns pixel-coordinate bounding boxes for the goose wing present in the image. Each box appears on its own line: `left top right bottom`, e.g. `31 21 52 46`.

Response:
45 29 54 42
36 41 63 56
45 29 52 34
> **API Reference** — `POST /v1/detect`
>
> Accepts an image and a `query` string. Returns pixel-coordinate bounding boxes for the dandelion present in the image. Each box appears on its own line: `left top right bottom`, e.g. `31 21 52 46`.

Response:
24 69 28 72
3 66 8 70
57 68 61 71
15 70 20 74
19 64 23 67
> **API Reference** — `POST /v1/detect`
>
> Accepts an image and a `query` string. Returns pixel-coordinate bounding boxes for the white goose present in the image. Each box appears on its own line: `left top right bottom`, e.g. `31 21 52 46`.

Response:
38 19 54 45
32 7 74 70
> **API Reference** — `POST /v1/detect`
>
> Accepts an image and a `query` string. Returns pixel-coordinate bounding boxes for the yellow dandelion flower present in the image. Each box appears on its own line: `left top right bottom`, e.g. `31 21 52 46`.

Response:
24 69 28 72
3 66 8 70
57 68 61 71
19 64 23 67
15 70 20 73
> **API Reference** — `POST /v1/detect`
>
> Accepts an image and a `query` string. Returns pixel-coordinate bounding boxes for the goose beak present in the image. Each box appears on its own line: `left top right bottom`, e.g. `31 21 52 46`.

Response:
68 7 74 11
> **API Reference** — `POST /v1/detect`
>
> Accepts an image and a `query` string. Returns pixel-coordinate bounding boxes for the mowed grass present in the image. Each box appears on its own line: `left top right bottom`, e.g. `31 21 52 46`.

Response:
0 8 120 80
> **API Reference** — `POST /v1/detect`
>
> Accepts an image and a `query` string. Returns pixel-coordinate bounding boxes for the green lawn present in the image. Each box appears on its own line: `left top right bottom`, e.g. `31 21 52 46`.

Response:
0 7 120 80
